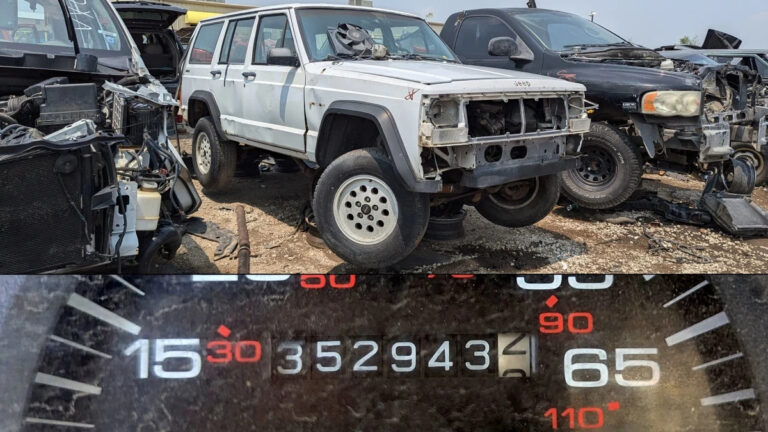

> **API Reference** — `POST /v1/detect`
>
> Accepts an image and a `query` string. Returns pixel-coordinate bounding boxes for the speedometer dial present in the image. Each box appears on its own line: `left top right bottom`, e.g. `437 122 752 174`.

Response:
6 275 766 431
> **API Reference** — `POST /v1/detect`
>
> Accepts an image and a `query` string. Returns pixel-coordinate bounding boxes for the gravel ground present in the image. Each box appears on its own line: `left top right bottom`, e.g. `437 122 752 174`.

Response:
164 137 768 274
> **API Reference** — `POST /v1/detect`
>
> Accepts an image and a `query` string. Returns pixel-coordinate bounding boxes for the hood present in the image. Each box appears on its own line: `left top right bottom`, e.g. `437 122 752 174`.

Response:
321 60 584 90
114 1 186 30
702 29 742 50
561 61 701 92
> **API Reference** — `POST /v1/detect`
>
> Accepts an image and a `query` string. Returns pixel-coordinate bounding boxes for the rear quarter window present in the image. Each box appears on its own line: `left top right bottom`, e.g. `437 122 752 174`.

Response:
190 22 223 64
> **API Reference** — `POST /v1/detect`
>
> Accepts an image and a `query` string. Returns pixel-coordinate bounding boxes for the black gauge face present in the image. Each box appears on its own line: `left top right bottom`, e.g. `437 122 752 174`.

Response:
9 275 767 431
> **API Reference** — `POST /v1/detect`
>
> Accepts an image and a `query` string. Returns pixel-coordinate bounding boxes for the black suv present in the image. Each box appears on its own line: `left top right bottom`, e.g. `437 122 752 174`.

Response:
441 8 766 209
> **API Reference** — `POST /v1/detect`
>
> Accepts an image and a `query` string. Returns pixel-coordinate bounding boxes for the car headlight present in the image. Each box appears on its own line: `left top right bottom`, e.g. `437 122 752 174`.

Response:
641 91 702 117
427 99 460 127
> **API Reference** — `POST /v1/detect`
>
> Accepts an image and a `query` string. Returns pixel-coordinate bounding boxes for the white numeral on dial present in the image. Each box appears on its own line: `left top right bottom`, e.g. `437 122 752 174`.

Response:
316 341 342 372
353 340 378 372
124 339 201 379
428 341 454 371
391 342 416 372
277 341 303 375
464 340 490 371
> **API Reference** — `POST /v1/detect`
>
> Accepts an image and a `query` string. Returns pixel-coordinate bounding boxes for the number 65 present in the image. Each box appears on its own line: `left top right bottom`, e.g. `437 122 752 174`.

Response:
564 348 660 388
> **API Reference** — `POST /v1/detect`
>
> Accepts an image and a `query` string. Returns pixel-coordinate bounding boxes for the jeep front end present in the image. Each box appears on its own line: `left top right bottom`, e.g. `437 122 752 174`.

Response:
418 91 591 189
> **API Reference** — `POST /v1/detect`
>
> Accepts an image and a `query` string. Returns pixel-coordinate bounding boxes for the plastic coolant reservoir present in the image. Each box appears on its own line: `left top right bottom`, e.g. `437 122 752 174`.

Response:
660 59 675 71
136 185 162 231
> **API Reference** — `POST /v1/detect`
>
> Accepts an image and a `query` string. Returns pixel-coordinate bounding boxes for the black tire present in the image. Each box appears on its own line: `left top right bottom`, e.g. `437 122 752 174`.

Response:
313 148 430 268
475 175 560 227
733 144 768 186
560 122 644 209
192 116 237 192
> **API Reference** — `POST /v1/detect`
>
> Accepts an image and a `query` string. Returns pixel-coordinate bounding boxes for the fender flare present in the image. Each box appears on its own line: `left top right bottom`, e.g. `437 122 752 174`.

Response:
188 90 226 138
319 101 441 193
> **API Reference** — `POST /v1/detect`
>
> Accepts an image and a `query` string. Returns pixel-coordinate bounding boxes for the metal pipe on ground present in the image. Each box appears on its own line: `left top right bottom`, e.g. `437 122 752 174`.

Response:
236 205 250 273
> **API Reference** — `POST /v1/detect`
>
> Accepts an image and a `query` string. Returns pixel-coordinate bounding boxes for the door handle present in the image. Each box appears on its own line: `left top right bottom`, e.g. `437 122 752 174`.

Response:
210 70 222 77
242 71 256 79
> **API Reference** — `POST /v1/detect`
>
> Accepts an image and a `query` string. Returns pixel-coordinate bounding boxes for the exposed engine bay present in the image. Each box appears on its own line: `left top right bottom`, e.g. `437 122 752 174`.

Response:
0 75 201 273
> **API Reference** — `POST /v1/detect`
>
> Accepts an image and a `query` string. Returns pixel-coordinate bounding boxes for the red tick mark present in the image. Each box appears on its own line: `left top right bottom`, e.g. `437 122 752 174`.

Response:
608 401 620 411
545 295 558 308
217 325 231 338
405 89 418 100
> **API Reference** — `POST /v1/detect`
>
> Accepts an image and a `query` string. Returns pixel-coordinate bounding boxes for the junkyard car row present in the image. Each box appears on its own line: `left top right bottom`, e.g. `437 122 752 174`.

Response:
1 0 767 270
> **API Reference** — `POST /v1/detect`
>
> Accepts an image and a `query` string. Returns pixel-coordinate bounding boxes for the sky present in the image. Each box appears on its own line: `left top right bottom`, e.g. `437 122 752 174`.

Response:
233 0 768 49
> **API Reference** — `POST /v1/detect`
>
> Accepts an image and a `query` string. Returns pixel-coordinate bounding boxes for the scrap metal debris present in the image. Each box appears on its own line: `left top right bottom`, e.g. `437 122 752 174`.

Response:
185 218 236 259
638 217 713 264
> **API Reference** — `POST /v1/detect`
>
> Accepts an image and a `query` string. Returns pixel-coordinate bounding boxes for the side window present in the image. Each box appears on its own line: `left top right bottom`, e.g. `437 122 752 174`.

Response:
219 18 255 64
253 14 297 65
454 16 517 60
190 22 223 64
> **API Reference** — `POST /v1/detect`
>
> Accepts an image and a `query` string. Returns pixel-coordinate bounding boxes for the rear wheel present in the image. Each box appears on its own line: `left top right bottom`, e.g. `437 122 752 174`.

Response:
313 148 429 268
475 175 560 227
192 117 237 193
733 144 767 186
560 122 644 209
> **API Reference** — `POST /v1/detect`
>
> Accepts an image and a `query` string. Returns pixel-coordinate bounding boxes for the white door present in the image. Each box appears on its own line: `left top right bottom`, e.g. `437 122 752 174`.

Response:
182 21 226 115
216 16 257 138
239 13 306 153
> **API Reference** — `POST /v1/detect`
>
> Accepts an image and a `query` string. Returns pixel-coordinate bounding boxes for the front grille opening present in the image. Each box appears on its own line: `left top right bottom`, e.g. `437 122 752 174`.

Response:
485 145 503 162
510 146 527 160
467 98 567 138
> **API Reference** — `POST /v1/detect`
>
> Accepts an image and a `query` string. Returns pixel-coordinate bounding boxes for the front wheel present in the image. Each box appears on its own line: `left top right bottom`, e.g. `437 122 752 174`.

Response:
475 175 560 227
313 148 430 268
560 122 644 210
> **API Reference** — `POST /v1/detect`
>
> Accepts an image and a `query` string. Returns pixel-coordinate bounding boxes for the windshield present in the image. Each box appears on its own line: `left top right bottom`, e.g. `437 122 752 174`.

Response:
0 0 129 57
514 11 629 52
295 8 457 62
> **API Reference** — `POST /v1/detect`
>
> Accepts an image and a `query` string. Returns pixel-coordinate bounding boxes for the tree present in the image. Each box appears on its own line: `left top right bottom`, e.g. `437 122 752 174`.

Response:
679 35 699 46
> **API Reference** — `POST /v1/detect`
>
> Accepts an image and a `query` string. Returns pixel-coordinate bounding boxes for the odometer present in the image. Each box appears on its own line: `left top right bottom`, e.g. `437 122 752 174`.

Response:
3 275 766 431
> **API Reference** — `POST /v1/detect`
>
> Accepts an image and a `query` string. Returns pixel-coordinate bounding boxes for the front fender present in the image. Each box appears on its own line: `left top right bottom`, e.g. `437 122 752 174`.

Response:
319 101 441 194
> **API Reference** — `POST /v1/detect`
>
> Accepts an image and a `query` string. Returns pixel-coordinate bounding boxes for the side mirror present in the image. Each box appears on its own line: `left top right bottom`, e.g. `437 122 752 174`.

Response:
267 47 299 67
488 36 534 62
488 37 518 57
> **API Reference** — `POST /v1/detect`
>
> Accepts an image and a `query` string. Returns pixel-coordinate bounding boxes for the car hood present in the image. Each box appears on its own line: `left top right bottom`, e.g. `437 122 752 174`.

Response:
319 60 585 92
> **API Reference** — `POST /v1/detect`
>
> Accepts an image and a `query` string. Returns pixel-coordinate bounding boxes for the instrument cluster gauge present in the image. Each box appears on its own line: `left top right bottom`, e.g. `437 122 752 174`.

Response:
0 275 766 431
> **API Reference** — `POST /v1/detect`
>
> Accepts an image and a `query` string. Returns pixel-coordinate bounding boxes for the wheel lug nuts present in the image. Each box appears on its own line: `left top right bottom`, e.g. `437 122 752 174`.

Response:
355 202 361 207
373 205 378 211
365 197 371 203
368 215 374 221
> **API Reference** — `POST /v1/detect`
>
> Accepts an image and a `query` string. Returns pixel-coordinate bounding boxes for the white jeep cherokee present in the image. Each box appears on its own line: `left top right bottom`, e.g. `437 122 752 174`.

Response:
180 4 590 267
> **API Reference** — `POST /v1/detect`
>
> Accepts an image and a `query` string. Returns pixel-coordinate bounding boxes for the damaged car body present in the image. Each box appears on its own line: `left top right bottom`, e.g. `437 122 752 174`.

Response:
441 9 768 215
0 0 201 273
179 5 591 267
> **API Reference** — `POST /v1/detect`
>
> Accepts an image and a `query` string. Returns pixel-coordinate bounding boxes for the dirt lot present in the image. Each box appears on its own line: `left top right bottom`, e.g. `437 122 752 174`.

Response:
165 137 768 274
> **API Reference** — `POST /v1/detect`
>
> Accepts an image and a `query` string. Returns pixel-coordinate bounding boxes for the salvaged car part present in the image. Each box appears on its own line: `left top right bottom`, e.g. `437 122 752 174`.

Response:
3 275 768 431
180 5 590 267
0 0 201 273
185 218 236 259
624 159 768 237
